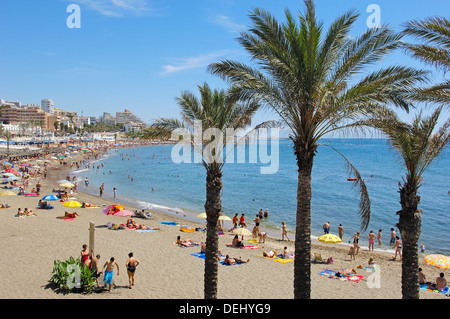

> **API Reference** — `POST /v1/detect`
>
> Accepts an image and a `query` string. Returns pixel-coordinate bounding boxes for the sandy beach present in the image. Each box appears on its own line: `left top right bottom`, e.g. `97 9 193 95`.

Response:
0 146 447 301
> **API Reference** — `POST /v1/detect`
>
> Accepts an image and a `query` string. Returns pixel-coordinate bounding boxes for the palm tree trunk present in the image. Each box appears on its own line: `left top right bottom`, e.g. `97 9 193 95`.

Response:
293 142 315 299
397 184 422 299
204 162 223 299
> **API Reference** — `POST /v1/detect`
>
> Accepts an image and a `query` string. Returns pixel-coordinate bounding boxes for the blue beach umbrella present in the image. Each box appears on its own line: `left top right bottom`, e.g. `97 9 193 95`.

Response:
42 194 59 201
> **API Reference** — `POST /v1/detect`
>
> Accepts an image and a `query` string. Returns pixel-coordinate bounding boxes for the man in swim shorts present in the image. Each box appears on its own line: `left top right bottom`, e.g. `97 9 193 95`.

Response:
101 257 120 291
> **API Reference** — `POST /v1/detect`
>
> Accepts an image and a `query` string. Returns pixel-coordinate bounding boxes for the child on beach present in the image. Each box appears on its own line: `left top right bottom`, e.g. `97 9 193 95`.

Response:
348 244 356 260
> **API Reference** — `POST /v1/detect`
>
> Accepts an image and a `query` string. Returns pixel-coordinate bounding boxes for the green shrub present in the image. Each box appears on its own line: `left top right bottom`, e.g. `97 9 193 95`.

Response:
50 257 96 294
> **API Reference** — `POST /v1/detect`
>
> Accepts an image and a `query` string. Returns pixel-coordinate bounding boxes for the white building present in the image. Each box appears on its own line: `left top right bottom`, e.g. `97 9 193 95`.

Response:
41 99 55 115
0 99 21 108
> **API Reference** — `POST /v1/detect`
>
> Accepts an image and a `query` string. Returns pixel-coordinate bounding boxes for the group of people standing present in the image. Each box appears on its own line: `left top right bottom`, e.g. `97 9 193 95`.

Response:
80 244 140 291
324 222 407 260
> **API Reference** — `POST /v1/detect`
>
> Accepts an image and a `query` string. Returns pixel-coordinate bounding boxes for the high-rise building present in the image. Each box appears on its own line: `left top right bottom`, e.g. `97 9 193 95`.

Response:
116 109 146 125
41 99 55 114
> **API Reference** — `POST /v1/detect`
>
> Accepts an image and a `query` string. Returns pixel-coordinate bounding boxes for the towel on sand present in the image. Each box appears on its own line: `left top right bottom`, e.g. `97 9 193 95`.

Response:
226 244 259 249
420 283 449 294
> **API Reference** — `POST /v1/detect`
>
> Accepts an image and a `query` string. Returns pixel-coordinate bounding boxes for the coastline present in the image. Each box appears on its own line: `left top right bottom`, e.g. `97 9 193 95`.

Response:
0 143 447 299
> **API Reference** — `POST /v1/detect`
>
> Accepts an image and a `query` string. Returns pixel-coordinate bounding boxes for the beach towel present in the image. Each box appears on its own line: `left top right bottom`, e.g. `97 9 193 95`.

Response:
220 259 247 266
190 252 206 259
135 229 156 233
420 284 449 294
273 257 294 263
347 275 364 283
180 226 195 232
172 242 200 248
318 269 336 276
226 244 259 249
159 221 179 226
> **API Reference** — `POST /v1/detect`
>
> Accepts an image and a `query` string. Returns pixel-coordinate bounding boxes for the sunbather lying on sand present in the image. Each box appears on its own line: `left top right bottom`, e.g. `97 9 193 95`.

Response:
176 236 199 247
263 250 277 258
65 211 79 218
223 255 249 265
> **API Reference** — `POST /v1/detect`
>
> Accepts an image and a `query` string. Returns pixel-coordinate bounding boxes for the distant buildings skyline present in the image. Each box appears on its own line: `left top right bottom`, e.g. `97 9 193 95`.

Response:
0 97 148 133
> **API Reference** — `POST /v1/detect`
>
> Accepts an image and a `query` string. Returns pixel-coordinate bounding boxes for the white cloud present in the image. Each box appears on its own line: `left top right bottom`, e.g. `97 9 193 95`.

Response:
72 0 153 17
209 14 246 34
161 50 240 75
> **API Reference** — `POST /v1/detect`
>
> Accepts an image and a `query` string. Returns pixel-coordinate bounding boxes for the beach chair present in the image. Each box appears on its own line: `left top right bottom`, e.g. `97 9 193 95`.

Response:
313 253 325 264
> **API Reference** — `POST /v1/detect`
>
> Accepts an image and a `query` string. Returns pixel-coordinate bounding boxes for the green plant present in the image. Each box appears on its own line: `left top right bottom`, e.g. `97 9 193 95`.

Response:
50 257 96 294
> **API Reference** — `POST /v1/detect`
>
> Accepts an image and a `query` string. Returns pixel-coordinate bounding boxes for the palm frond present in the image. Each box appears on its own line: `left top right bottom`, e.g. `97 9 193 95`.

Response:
319 143 371 232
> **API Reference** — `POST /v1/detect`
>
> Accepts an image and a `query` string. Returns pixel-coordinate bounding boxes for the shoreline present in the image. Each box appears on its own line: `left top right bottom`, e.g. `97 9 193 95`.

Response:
70 145 440 257
0 142 447 299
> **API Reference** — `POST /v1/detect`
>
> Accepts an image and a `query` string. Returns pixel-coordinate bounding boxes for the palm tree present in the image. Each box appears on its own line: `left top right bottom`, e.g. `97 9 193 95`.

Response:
355 106 449 299
141 82 263 299
402 16 450 104
208 0 428 298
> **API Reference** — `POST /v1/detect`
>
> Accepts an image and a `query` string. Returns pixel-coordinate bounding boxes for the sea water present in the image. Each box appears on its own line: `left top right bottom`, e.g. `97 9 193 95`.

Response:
73 138 450 255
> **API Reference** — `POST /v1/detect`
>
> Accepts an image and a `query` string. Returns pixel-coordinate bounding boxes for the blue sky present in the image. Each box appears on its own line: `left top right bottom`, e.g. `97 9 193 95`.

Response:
1 0 449 130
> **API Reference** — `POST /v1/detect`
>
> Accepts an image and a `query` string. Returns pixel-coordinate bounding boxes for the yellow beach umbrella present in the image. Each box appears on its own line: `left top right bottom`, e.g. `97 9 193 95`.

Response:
197 212 207 219
219 215 232 221
424 254 450 270
59 182 75 188
63 200 82 208
318 234 342 244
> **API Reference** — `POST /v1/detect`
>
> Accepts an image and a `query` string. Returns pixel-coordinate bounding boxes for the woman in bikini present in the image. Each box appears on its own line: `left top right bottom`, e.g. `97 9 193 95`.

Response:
350 232 361 255
367 230 377 251
126 252 139 289
393 236 402 260
80 244 89 266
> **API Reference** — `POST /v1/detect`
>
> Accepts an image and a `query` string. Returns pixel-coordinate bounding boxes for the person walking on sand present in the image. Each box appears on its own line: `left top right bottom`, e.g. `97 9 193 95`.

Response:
282 221 290 241
392 236 402 260
337 224 344 239
113 187 117 199
126 252 139 289
101 257 120 291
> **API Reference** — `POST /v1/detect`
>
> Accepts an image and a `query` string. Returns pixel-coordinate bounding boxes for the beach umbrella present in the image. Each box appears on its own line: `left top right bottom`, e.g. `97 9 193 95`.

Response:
59 182 75 188
42 194 59 201
219 215 232 221
318 234 342 244
2 173 16 177
62 200 82 207
0 190 17 196
197 212 207 219
137 201 152 209
57 179 70 184
103 204 125 215
5 176 19 182
20 163 31 166
424 254 450 270
233 227 252 241
114 210 134 217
